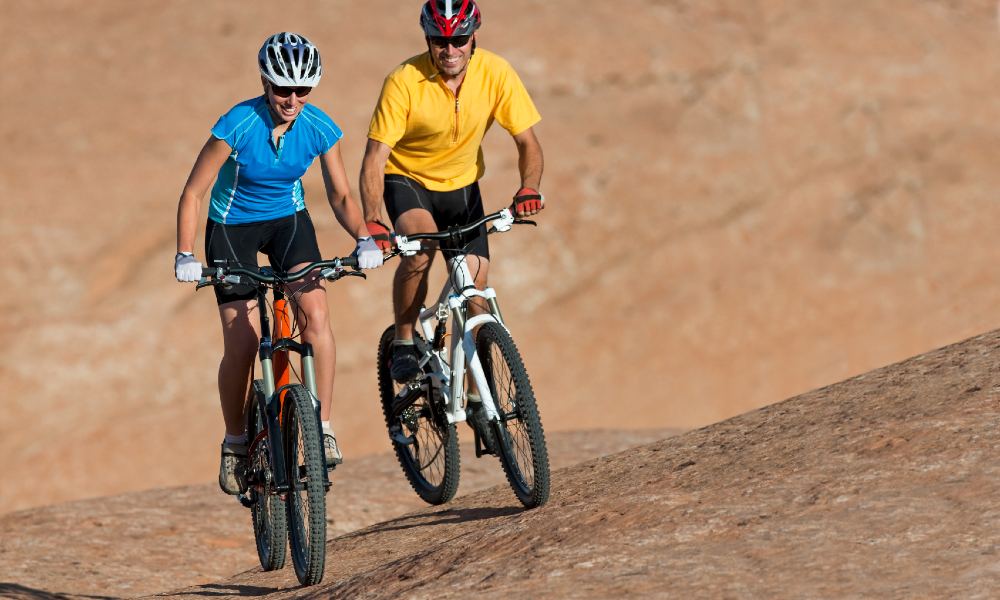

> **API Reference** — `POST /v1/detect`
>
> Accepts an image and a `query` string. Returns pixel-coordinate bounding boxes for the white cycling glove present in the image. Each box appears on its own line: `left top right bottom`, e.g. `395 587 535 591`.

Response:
174 252 203 282
355 237 384 270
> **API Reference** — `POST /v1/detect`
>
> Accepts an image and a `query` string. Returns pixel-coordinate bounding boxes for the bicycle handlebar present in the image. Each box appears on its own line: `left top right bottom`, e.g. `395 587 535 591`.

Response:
197 255 361 289
389 208 534 258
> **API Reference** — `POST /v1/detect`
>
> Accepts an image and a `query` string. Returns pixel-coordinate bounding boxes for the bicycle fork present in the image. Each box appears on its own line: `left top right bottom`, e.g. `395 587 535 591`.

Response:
258 339 292 493
253 294 330 495
452 284 506 407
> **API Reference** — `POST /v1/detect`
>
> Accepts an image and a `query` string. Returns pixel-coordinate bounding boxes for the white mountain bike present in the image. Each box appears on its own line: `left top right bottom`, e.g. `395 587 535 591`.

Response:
376 208 550 509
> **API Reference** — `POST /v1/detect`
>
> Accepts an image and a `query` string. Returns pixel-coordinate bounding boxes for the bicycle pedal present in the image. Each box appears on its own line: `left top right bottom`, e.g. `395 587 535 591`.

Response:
389 427 415 445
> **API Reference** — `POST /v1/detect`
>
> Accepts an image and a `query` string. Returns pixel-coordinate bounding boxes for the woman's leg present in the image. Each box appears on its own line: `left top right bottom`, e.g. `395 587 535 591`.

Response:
217 298 261 435
285 269 335 421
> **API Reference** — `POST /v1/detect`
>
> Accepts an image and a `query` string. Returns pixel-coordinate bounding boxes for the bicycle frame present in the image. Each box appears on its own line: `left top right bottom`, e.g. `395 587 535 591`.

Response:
383 208 550 508
417 255 507 426
200 260 356 496
395 210 520 428
260 290 317 405
250 285 325 494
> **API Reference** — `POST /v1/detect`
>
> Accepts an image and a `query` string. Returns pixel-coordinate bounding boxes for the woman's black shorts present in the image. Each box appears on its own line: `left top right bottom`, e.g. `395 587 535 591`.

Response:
204 210 322 305
383 174 489 259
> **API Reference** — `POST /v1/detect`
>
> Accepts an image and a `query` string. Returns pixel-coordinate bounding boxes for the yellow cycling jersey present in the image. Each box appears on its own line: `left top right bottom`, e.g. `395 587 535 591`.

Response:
368 48 541 191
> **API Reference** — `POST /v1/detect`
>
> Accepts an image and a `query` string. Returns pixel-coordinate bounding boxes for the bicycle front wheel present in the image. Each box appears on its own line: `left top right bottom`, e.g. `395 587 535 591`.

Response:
377 325 460 505
246 380 287 571
282 384 327 586
477 322 551 508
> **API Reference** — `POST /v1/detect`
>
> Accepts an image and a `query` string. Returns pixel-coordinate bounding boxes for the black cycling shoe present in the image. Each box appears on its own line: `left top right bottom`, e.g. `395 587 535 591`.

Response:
468 399 497 455
390 343 422 383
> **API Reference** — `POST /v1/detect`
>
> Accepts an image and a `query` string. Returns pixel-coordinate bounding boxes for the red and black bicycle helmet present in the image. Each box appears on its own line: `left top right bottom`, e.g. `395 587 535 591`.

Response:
420 0 482 37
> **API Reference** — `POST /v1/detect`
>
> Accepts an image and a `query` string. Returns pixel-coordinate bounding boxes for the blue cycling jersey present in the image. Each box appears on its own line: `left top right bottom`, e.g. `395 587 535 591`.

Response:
208 96 343 224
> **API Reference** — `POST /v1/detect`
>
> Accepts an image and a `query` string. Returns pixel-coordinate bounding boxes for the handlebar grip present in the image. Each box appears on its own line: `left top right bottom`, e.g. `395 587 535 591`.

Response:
340 255 359 269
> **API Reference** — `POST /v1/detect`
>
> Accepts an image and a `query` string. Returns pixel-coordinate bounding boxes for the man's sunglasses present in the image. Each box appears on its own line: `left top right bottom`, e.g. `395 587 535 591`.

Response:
429 35 472 49
269 84 312 98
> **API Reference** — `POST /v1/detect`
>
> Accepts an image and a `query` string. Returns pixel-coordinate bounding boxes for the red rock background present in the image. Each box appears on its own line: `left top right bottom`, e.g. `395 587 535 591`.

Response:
2 0 1000 517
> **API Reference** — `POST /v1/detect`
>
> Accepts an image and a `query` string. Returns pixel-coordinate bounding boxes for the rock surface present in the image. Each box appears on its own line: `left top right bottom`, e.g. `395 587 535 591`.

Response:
4 0 1000 516
2 331 998 598
0 430 675 598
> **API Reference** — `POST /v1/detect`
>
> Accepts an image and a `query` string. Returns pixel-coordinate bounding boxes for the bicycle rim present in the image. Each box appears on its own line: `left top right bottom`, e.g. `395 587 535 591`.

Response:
377 325 460 505
283 384 327 585
477 322 551 508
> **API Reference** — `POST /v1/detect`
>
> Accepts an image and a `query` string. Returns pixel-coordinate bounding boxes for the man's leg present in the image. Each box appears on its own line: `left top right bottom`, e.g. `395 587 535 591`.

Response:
390 208 438 381
463 254 491 317
462 254 490 397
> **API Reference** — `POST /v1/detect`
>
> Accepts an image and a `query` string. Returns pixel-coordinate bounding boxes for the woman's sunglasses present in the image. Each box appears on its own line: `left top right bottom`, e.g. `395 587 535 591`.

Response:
269 84 312 98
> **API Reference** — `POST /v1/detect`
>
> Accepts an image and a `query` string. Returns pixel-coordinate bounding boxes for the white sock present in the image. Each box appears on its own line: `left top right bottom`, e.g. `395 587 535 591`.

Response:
322 421 333 436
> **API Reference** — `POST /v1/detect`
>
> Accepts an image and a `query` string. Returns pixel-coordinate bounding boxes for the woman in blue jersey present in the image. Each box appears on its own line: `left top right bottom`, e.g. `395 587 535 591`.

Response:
174 32 382 495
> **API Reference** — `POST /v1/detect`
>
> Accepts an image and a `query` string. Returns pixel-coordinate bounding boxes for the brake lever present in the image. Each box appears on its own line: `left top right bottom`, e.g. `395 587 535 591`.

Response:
513 219 538 227
323 268 367 282
196 274 241 289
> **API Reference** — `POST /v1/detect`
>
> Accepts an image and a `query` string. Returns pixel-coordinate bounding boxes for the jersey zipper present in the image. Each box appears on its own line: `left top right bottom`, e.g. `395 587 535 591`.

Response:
453 97 460 144
274 134 284 162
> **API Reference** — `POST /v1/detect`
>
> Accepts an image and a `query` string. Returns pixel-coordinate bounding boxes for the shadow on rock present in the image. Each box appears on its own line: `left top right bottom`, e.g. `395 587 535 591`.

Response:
155 583 278 598
0 582 117 600
355 505 524 536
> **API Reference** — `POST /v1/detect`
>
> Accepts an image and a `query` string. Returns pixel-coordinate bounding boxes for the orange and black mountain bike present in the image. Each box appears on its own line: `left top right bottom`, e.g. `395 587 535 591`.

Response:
198 256 362 586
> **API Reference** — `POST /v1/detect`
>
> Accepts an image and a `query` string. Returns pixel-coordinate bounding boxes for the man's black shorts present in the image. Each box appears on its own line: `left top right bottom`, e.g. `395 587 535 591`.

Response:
383 174 489 259
204 210 322 305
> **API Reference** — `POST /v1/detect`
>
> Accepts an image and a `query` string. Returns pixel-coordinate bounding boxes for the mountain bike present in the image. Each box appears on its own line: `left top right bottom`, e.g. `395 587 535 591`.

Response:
376 208 550 509
198 256 363 586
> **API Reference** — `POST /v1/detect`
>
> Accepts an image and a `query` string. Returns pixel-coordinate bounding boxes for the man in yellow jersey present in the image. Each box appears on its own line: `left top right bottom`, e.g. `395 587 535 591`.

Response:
360 0 545 382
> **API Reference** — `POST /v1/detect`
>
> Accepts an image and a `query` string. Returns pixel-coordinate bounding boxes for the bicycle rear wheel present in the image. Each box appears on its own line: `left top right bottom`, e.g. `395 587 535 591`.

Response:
282 384 327 585
477 322 550 508
377 325 460 505
246 380 287 571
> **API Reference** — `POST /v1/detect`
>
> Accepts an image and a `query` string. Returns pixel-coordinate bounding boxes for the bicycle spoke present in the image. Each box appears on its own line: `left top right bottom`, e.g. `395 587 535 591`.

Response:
477 322 550 508
378 325 460 505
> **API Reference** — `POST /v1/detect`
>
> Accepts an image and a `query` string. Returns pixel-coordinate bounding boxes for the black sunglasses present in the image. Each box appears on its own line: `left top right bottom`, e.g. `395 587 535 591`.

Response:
269 84 312 98
429 35 472 49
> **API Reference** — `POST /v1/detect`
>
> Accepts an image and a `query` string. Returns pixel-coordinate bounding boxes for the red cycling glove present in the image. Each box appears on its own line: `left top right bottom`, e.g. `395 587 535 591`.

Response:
365 220 392 251
512 187 544 217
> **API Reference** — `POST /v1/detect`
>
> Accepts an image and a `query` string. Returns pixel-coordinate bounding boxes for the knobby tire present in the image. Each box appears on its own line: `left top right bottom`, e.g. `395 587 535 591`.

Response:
477 322 551 508
283 384 327 585
247 379 287 571
377 325 460 505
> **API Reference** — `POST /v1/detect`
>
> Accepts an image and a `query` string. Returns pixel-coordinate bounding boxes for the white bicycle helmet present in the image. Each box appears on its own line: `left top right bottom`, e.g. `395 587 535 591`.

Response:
257 32 322 87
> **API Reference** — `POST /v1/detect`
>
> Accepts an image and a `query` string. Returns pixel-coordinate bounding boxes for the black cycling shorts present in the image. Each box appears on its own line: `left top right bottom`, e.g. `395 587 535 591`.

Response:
204 210 322 305
384 174 489 259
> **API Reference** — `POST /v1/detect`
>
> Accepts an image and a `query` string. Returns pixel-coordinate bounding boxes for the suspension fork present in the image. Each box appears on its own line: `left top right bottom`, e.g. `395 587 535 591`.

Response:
256 288 291 492
270 289 328 486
